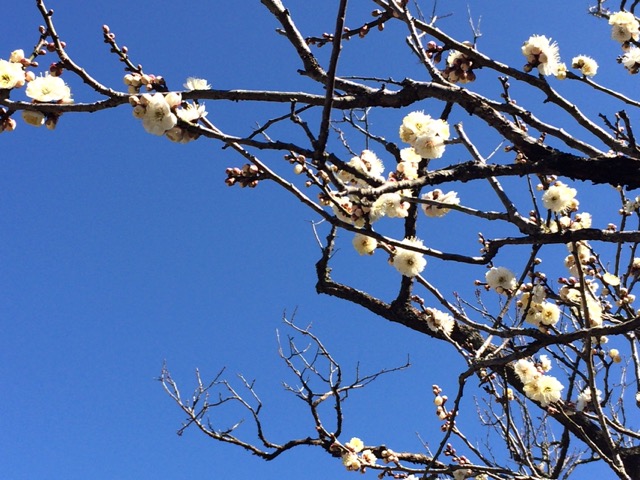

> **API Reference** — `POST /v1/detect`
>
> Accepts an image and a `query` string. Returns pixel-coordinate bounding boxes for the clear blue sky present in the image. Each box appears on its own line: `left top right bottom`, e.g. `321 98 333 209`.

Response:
0 1 628 479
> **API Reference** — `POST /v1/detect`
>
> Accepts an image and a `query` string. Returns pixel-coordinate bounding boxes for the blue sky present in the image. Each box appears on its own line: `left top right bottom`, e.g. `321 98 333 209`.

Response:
0 1 632 479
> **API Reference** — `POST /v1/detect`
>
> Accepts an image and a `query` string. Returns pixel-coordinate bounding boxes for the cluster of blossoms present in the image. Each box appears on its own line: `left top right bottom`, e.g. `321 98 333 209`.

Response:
337 437 377 472
421 189 460 218
541 181 579 213
393 147 421 181
442 42 476 84
518 285 561 330
323 188 410 228
608 11 640 73
563 241 593 277
129 78 208 142
352 232 377 256
325 149 418 227
391 237 427 277
513 357 564 407
484 266 517 294
337 149 385 186
545 212 592 233
0 49 74 131
559 278 604 327
522 35 561 76
399 111 450 159
521 36 599 79
424 307 455 336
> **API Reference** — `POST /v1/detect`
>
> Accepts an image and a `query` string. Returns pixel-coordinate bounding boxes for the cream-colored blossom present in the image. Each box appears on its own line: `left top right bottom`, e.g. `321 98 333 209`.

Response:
370 192 409 221
621 47 640 74
0 59 25 89
538 355 552 372
399 111 450 159
555 62 568 80
360 449 377 465
352 233 377 256
523 374 564 407
576 387 602 412
571 212 592 230
9 49 25 63
183 76 210 90
400 147 421 163
514 359 539 384
345 437 364 453
141 93 177 135
421 189 460 217
164 91 182 109
539 302 561 327
25 74 72 102
341 452 361 471
571 55 598 77
609 11 640 42
485 266 517 294
399 111 431 144
392 237 427 277
176 102 207 123
425 308 455 336
397 148 421 180
542 182 578 213
522 35 561 76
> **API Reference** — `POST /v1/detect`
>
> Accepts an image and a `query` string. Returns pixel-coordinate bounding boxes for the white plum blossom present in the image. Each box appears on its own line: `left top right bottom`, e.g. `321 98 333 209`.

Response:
370 192 409 221
542 182 578 213
360 449 377 466
176 102 207 123
514 359 564 407
399 147 421 163
485 266 517 294
25 74 72 102
555 62 568 80
341 452 361 471
576 387 602 412
621 47 640 74
522 35 561 76
345 437 364 453
352 233 377 255
421 189 460 217
539 302 561 327
523 374 564 407
425 308 455 336
184 76 210 90
514 358 539 384
609 11 640 43
9 49 25 64
397 148 421 179
392 237 427 277
141 93 177 135
538 355 552 372
0 59 25 89
571 55 598 77
399 111 450 159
